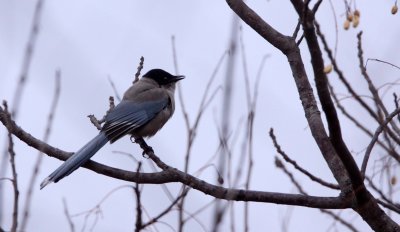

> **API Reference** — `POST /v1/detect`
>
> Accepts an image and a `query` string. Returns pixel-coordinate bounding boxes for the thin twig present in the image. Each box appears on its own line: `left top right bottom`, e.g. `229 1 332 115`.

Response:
328 83 400 160
366 58 400 71
366 177 400 212
377 199 400 215
357 32 400 136
394 93 400 123
3 102 19 232
141 188 190 229
107 76 121 102
88 96 115 130
269 128 340 190
213 15 239 232
134 162 143 232
292 19 302 39
275 156 359 232
361 107 400 176
170 35 190 232
239 25 251 232
20 69 61 231
71 185 134 232
0 0 45 224
63 198 75 232
133 56 144 84
327 0 339 58
315 21 379 122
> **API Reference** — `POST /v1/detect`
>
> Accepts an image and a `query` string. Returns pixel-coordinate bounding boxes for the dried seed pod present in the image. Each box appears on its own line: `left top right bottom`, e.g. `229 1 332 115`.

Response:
392 5 398 15
347 12 353 21
344 19 350 30
354 9 360 17
353 16 360 28
324 64 333 74
391 176 397 186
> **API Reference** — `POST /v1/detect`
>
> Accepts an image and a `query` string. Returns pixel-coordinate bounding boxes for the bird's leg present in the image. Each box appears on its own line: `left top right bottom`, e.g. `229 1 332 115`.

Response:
131 136 154 158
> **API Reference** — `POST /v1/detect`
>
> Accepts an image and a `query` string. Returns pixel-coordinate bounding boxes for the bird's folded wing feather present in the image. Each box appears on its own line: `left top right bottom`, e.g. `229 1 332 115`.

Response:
102 94 169 142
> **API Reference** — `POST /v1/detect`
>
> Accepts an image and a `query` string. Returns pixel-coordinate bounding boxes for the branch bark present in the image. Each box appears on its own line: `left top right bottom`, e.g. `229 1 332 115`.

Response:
0 105 350 210
225 0 400 231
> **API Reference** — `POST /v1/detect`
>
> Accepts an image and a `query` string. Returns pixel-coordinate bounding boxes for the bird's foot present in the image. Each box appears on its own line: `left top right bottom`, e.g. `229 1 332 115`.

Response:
131 136 153 158
141 145 154 158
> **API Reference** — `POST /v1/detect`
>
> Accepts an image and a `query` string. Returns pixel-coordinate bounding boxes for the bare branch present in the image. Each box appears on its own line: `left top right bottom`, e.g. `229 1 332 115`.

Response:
366 58 400 71
275 156 359 232
3 102 19 232
88 96 115 130
0 0 46 223
20 70 61 231
133 56 144 84
62 198 75 232
134 162 143 232
269 128 340 190
107 76 121 102
315 21 379 122
141 189 189 229
357 32 400 136
0 109 350 209
361 107 400 176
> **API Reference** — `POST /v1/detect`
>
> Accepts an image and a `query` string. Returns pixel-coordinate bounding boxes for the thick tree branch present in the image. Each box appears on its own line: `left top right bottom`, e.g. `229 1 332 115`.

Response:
226 1 399 231
0 105 350 209
291 0 364 194
226 0 351 193
226 0 292 53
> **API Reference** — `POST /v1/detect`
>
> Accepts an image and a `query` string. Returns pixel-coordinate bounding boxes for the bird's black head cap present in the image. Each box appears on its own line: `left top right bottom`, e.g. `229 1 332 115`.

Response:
142 69 184 85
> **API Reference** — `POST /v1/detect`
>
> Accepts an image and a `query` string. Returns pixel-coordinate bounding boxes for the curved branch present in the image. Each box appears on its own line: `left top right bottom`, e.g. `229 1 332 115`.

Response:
361 107 400 175
226 0 351 193
0 105 350 209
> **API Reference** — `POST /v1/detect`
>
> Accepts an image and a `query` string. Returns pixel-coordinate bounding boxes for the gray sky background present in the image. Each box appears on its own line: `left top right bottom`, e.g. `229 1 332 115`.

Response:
1 1 399 231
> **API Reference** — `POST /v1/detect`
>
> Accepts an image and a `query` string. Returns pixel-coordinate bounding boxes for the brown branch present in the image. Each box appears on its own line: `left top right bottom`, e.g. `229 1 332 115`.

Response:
20 69 61 231
269 128 340 190
107 76 121 102
315 21 380 123
275 157 359 232
226 0 350 191
0 108 351 209
62 198 75 232
226 1 399 231
366 58 400 71
366 177 400 213
328 83 400 161
3 102 19 232
133 56 144 84
134 162 143 232
357 32 400 137
292 0 365 194
88 96 115 130
377 199 400 215
361 107 400 176
8 133 18 232
141 188 189 229
171 35 190 232
213 16 241 232
0 0 45 224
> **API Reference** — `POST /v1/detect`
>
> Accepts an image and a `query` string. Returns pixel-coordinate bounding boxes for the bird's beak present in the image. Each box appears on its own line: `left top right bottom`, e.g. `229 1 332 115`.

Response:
172 75 185 82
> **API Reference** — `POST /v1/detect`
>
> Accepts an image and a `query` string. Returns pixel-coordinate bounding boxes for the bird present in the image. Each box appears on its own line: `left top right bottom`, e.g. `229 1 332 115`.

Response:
40 69 184 189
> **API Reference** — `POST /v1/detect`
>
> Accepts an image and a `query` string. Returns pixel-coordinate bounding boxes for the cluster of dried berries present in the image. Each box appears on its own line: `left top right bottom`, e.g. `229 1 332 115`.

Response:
343 10 360 30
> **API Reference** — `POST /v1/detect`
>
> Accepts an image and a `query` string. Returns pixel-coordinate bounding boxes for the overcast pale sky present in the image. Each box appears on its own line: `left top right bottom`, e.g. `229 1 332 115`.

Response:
1 1 399 231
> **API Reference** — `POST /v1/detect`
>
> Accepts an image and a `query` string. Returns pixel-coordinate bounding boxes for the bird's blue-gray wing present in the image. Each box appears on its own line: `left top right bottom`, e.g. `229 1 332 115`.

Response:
102 98 169 142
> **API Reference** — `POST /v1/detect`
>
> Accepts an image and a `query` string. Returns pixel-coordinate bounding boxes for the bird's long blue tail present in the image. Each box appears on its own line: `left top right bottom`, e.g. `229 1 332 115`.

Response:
40 132 108 189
